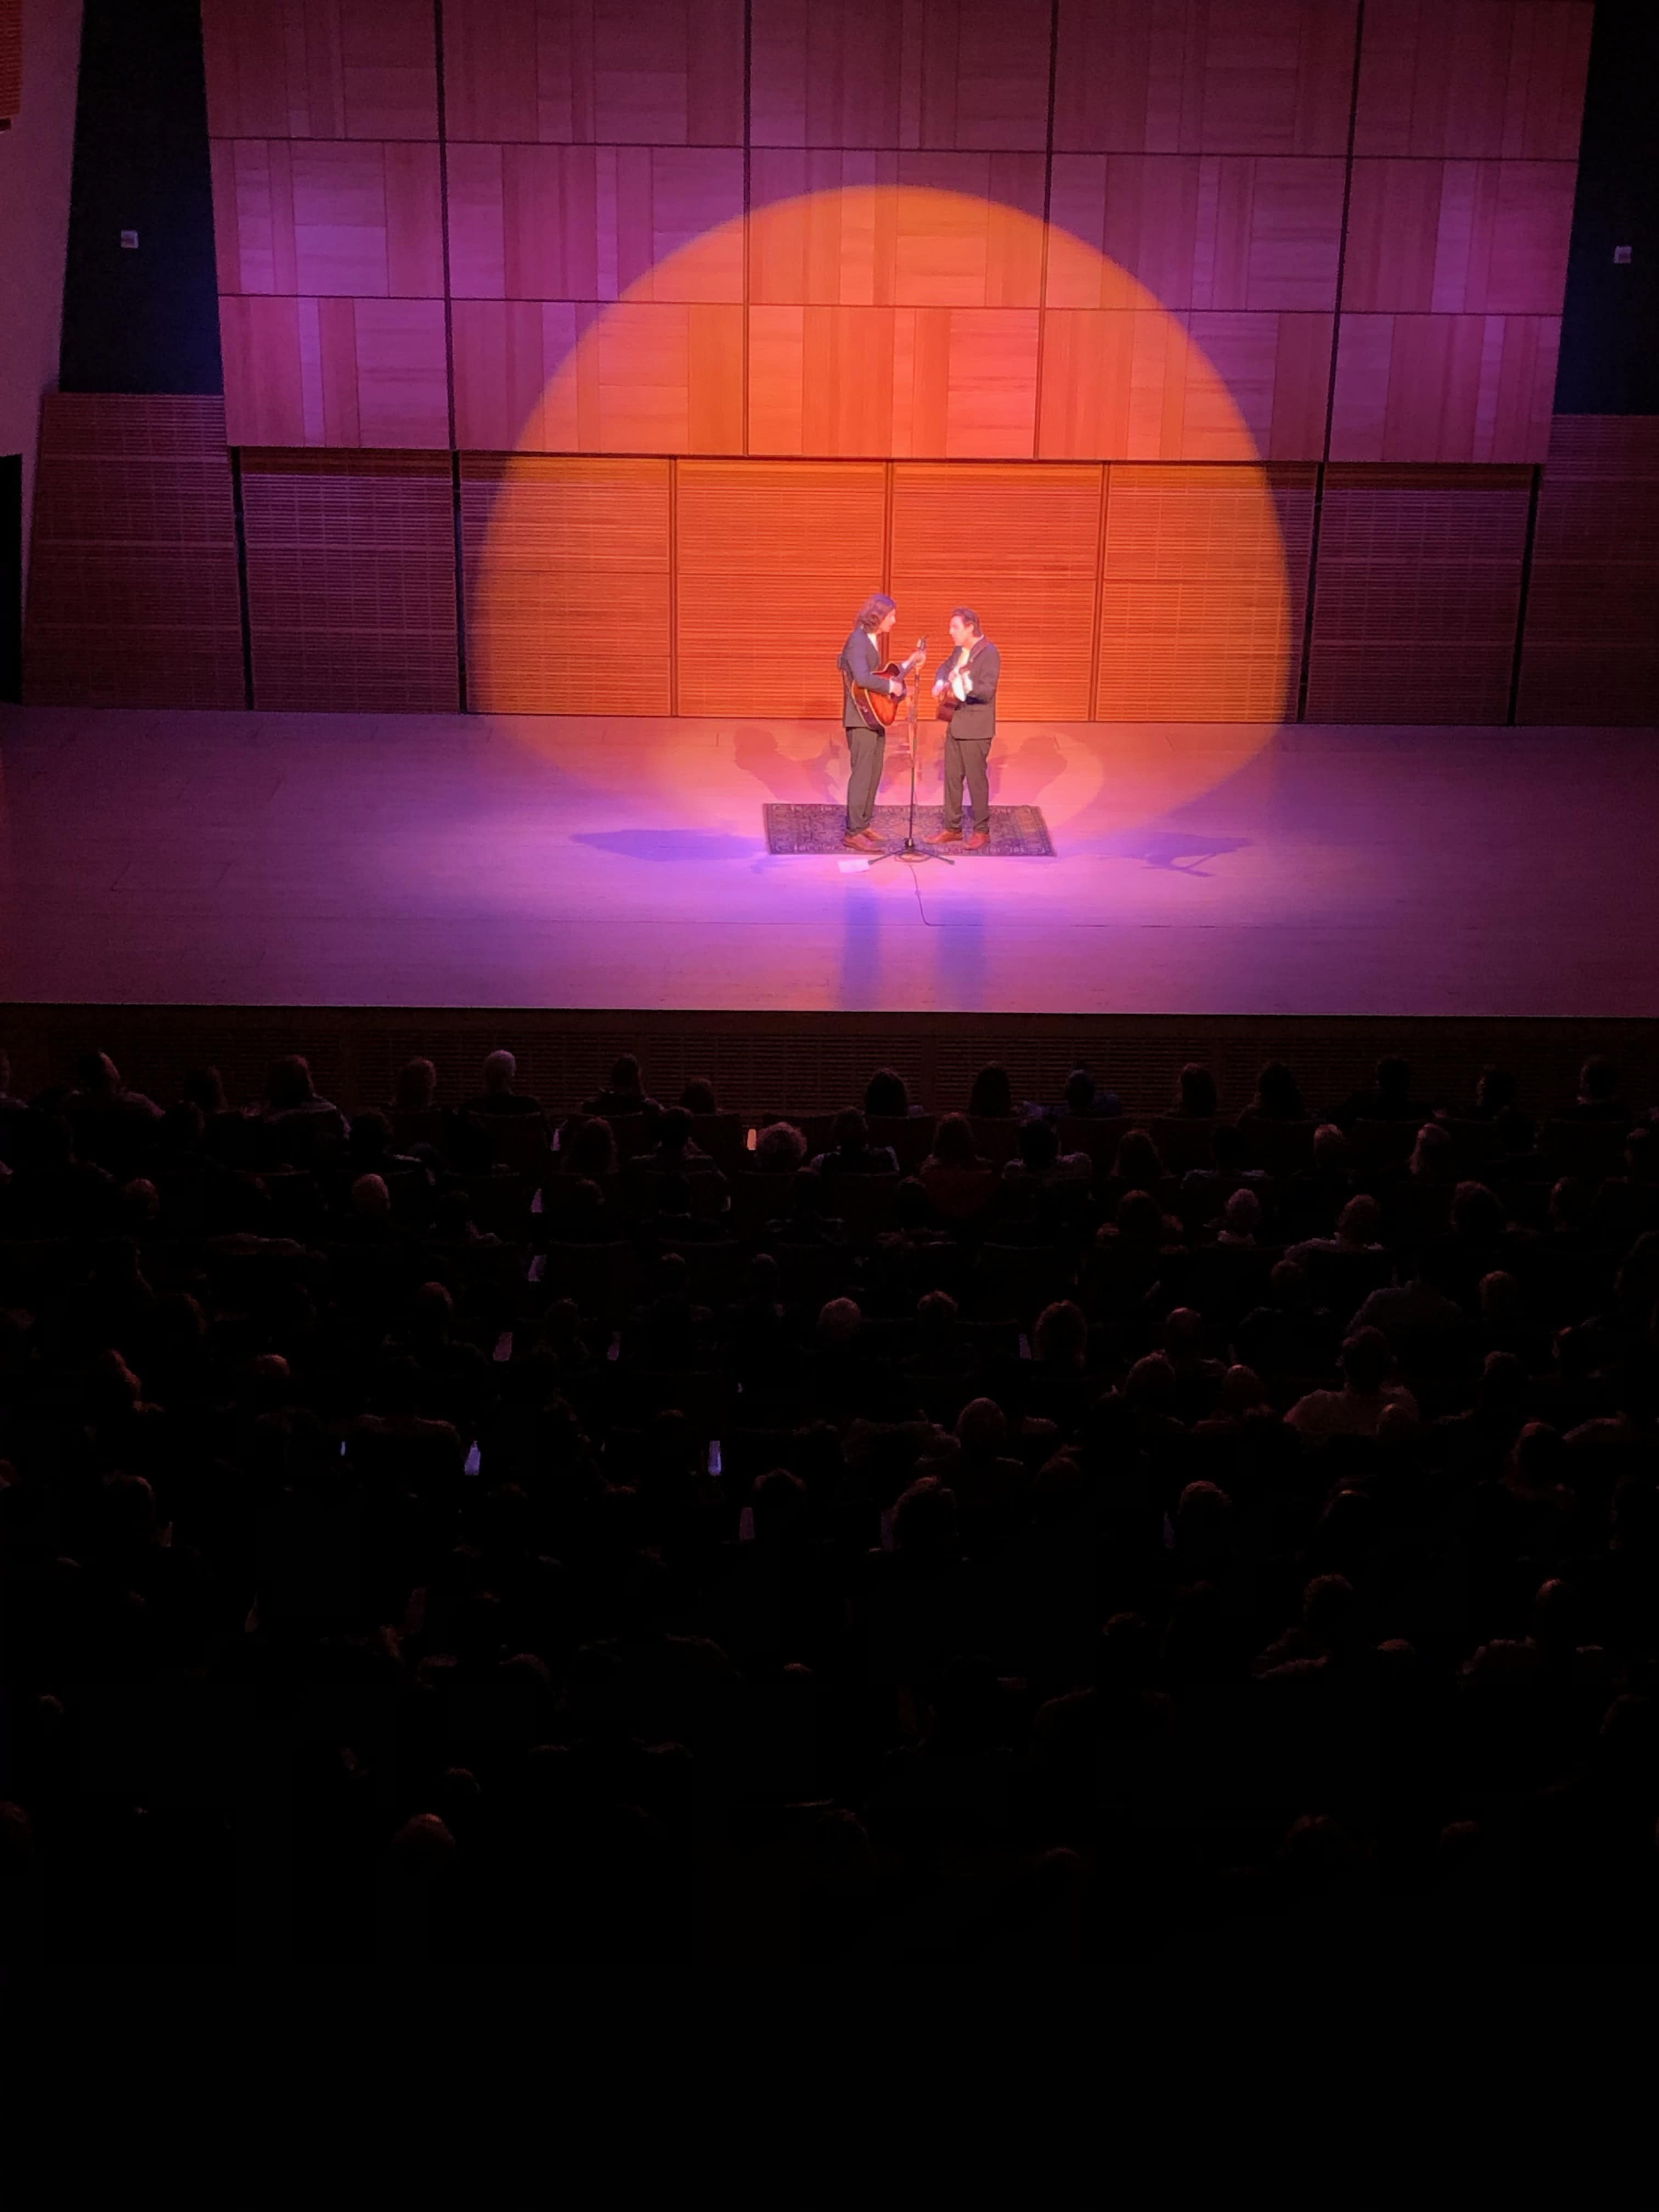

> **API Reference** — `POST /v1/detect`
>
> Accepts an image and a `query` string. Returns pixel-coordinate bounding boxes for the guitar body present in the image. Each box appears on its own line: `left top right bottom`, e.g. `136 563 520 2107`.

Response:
849 641 926 731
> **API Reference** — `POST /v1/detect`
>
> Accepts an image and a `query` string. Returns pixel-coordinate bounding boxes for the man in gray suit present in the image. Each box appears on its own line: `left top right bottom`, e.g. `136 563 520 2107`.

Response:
926 606 1000 851
837 592 913 852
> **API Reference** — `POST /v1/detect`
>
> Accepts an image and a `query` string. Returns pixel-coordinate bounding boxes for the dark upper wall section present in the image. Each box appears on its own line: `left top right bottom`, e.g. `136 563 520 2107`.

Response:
58 0 221 394
46 1 1659 418
1556 1 1659 413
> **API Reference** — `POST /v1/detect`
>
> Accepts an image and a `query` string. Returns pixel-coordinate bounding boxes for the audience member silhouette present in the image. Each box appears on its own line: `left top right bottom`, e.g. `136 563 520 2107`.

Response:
0 1036 1652 2007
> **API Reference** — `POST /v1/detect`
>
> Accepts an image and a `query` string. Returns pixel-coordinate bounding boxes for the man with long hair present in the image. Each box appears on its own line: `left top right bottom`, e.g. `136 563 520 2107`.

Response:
837 592 911 851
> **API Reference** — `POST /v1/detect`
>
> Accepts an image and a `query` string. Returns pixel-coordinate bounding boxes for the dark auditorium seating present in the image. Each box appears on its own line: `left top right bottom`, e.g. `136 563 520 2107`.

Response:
2 1042 1657 2002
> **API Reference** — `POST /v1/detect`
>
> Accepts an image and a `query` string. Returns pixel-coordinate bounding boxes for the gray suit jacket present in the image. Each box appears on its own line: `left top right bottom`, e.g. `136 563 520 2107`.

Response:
933 637 1000 743
839 628 901 729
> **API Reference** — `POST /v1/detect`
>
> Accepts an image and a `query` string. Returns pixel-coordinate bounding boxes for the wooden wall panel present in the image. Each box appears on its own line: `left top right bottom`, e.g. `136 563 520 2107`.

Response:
211 140 445 296
1353 0 1593 160
454 299 742 454
752 0 1049 154
1054 0 1359 155
912 0 1053 151
749 153 1047 304
221 295 450 447
242 452 458 709
1518 419 1659 727
889 464 1105 719
23 397 245 709
750 0 909 148
1039 311 1331 461
453 300 577 450
1330 314 1560 463
445 144 744 301
892 309 1040 459
675 461 887 715
1342 160 1577 314
1307 465 1532 721
461 455 672 713
1094 464 1314 721
201 0 439 139
441 0 744 145
1047 155 1345 311
747 307 894 456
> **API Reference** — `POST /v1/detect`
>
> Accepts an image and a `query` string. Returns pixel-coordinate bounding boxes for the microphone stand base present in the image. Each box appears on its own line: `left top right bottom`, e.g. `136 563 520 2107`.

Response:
870 840 952 866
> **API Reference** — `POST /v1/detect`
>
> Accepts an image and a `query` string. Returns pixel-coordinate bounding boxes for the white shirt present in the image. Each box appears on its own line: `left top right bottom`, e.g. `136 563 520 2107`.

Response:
937 641 975 702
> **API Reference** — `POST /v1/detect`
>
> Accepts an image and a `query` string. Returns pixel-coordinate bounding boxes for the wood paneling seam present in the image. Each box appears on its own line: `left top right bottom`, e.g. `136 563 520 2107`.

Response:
1088 461 1108 718
229 447 256 710
1300 0 1369 720
668 456 679 716
741 0 752 455
1031 0 1060 460
432 0 467 706
1508 462 1543 727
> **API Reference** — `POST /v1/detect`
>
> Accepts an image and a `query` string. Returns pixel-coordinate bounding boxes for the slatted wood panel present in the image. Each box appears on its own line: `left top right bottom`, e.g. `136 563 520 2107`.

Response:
24 397 245 710
675 461 887 716
0 0 20 121
441 0 744 144
461 455 672 713
1094 464 1314 721
1039 309 1333 461
1307 465 1532 722
1329 314 1560 462
241 452 458 710
200 0 439 138
221 295 451 447
1517 419 1659 727
1054 0 1360 155
1352 0 1593 160
889 465 1107 719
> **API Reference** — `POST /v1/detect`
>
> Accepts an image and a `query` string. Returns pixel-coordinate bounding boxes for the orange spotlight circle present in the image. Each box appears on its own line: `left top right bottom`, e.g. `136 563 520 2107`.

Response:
470 185 1293 831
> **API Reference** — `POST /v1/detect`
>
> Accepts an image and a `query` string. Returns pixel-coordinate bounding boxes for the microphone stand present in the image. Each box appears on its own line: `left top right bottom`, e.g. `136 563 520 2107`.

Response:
872 641 952 867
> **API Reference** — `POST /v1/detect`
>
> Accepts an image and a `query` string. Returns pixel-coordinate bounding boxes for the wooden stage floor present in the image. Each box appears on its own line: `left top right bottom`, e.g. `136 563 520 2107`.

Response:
0 705 1649 1018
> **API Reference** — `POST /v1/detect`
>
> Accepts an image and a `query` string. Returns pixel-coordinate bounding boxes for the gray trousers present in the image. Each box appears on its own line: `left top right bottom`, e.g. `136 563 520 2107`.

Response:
943 732 991 829
844 720 885 833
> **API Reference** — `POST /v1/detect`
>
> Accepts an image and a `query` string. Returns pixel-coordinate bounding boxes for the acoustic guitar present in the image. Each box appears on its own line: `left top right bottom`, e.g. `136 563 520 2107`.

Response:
849 638 927 732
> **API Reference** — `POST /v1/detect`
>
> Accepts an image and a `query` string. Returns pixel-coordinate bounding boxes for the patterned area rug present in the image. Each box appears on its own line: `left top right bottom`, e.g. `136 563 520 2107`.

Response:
764 803 1055 856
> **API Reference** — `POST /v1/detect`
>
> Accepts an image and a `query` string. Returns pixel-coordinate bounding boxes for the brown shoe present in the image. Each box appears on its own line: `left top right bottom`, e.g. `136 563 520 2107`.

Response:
962 830 990 851
926 826 963 845
844 830 883 851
